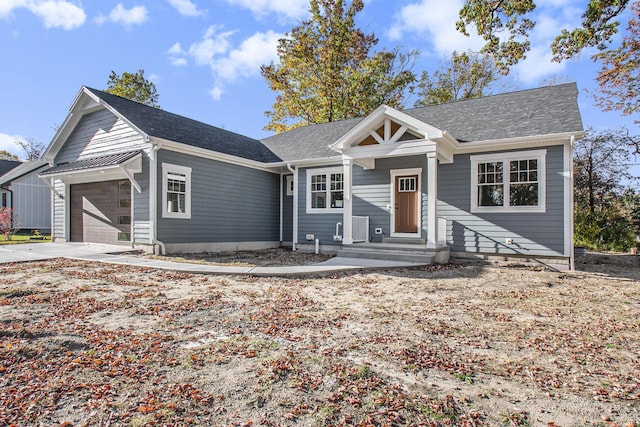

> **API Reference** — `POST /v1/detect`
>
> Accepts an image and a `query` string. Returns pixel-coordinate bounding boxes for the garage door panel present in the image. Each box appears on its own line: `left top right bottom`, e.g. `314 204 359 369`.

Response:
70 180 131 244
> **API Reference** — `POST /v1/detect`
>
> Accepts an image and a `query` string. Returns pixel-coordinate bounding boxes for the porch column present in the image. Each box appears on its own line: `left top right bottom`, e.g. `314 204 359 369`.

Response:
426 152 438 248
342 158 353 245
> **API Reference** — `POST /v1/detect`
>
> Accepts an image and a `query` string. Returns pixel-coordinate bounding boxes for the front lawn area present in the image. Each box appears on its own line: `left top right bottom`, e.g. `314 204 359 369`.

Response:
0 254 638 426
0 232 51 245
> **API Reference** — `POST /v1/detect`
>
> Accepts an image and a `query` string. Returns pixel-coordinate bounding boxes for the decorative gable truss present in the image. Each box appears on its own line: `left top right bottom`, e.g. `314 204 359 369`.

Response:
329 105 458 168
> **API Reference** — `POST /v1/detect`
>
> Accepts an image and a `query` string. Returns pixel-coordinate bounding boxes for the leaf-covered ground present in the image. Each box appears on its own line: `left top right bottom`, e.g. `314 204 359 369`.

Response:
0 252 638 426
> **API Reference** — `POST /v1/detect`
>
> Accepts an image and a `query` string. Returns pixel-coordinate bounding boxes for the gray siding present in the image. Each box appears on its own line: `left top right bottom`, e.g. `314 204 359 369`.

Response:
353 157 428 242
9 171 51 231
438 146 566 257
56 109 147 163
298 166 343 244
282 175 293 242
156 150 280 244
299 157 429 244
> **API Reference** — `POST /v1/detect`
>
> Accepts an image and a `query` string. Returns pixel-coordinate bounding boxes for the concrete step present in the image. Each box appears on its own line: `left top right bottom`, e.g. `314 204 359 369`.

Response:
337 247 436 263
382 236 426 245
346 242 434 253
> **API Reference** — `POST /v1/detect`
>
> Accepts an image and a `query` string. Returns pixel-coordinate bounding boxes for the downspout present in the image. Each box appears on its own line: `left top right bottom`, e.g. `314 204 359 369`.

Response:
279 173 283 243
569 135 575 272
150 141 166 255
286 163 298 251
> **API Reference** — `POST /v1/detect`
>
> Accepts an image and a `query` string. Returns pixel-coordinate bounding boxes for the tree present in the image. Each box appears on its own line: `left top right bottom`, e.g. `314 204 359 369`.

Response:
573 128 638 251
261 0 416 133
105 69 160 108
457 0 640 149
593 2 640 154
14 137 45 161
0 150 19 161
414 51 500 107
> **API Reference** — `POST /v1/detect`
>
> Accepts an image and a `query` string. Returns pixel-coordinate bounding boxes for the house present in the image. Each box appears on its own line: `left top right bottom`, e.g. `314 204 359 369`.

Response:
40 83 584 267
0 160 51 232
1 159 21 209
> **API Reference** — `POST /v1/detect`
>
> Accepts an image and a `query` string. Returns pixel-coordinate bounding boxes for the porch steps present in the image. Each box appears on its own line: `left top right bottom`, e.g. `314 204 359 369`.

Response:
381 237 426 245
336 242 437 264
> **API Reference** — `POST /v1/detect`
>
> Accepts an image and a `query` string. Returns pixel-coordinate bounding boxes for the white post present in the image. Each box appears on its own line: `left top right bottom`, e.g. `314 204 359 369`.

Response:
342 158 353 245
427 152 438 248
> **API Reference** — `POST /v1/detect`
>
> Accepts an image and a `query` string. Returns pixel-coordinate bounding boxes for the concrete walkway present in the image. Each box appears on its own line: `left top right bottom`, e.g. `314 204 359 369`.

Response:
0 242 427 276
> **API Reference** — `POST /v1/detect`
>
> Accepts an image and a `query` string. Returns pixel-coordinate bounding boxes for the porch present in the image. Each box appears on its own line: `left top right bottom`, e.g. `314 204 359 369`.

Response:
336 216 450 264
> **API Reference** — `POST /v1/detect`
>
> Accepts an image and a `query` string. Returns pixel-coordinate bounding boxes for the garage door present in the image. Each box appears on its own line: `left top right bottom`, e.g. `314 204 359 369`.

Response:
70 180 131 244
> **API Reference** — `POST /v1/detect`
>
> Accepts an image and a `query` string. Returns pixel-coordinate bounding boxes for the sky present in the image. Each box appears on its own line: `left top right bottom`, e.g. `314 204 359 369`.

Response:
0 0 637 166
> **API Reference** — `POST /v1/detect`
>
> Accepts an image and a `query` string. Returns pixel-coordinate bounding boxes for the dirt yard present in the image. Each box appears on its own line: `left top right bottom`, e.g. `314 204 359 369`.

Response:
0 250 638 426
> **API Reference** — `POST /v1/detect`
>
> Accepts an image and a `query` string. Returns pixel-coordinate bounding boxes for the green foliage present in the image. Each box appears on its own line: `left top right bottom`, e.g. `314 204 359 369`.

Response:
457 0 640 142
574 128 639 251
456 0 536 73
575 210 636 252
593 2 640 151
414 50 499 107
105 69 160 108
261 0 416 133
0 150 19 161
551 0 631 61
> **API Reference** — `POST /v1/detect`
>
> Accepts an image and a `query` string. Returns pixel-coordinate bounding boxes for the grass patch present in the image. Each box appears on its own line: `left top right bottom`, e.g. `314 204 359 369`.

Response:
0 233 51 245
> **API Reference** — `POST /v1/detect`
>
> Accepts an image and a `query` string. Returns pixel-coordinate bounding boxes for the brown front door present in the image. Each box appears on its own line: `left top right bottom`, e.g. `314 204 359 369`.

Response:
394 175 418 234
70 180 131 244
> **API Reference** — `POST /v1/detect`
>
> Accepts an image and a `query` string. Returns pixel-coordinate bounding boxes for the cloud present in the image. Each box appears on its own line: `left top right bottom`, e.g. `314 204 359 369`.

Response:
188 26 235 66
0 132 22 159
0 0 86 29
168 27 282 100
167 0 204 16
223 0 308 20
167 42 188 66
388 0 484 54
513 45 567 83
97 3 148 27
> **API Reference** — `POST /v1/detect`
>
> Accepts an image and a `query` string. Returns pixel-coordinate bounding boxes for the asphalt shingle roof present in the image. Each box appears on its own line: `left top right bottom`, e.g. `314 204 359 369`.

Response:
261 83 584 161
0 160 22 178
0 160 47 186
85 88 282 164
40 151 141 176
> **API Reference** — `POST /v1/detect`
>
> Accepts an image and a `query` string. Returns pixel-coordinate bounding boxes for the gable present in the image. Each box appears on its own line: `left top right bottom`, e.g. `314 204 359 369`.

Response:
357 120 423 147
55 109 148 164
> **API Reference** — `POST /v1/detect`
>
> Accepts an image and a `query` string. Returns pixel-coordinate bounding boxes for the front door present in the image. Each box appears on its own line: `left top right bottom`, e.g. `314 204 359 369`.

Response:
394 175 419 234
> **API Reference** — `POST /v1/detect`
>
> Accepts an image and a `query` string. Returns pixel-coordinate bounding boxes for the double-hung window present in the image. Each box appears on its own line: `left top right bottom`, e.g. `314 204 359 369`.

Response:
162 163 192 219
306 167 344 213
471 150 546 213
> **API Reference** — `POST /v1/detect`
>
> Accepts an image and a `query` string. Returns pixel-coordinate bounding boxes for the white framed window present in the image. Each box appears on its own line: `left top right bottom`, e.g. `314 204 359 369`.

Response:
162 163 192 219
306 167 344 213
470 150 546 213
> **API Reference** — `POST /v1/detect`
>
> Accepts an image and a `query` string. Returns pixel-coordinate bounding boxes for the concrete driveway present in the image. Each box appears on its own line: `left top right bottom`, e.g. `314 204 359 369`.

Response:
0 242 135 263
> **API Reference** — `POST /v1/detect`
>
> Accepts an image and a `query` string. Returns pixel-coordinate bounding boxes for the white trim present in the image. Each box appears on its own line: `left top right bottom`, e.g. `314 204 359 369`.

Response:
152 138 278 174
456 132 584 154
390 168 422 238
564 140 575 269
279 174 284 242
342 159 353 245
470 150 547 214
305 166 345 214
161 163 192 219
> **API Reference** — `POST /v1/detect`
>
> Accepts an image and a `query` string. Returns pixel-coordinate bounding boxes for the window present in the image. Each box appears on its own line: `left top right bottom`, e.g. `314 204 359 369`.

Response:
306 167 344 213
398 177 416 192
1 192 6 208
471 150 546 213
162 163 192 219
